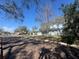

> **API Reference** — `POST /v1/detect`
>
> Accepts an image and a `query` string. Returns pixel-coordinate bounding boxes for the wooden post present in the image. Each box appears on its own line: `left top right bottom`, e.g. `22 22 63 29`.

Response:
0 37 3 59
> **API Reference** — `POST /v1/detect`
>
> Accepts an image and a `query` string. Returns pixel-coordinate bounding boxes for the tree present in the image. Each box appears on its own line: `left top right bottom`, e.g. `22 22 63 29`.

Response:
36 3 54 33
15 26 28 34
0 0 55 59
61 0 79 44
0 0 54 20
0 0 24 20
36 3 53 23
39 16 64 34
39 23 49 34
0 28 4 35
31 26 38 35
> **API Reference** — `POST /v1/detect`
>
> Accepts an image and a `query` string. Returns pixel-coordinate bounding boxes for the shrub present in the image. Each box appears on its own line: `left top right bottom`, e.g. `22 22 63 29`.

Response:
61 35 75 44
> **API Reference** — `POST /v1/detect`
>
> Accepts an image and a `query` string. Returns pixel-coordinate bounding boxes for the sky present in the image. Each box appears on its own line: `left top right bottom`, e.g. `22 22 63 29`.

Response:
0 0 74 32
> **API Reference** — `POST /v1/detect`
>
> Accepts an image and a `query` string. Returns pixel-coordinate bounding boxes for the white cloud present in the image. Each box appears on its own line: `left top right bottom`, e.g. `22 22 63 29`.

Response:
1 26 15 33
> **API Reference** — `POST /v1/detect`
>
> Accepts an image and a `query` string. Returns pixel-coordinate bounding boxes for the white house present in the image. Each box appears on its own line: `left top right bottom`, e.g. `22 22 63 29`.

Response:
39 17 65 36
37 32 42 35
48 24 63 36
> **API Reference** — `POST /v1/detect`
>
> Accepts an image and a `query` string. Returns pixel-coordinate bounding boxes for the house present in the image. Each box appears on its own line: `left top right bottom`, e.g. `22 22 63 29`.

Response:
37 32 42 35
30 31 42 36
40 17 65 36
48 24 63 36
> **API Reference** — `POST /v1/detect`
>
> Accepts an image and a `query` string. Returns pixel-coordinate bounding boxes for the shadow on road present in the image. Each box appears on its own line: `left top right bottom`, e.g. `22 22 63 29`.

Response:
0 37 79 59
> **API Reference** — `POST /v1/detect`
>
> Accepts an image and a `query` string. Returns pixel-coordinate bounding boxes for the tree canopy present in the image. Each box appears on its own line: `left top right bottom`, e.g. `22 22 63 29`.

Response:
0 0 54 21
61 0 79 44
15 26 28 34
